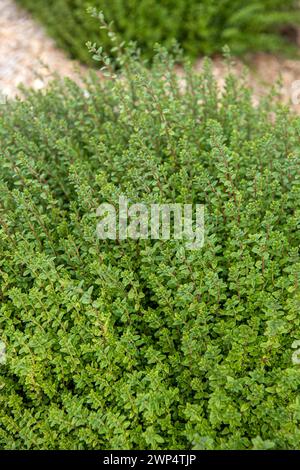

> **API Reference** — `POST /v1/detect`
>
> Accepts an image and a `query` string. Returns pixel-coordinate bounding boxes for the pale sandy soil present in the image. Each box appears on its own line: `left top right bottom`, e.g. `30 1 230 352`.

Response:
0 0 87 98
1 0 300 112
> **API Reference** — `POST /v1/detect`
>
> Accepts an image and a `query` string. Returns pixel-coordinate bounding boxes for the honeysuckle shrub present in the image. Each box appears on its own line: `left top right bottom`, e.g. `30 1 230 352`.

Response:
0 49 300 450
17 0 300 64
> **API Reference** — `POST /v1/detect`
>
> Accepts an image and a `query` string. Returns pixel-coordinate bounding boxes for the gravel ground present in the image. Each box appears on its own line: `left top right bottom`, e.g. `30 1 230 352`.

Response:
0 0 86 98
196 53 300 111
1 0 300 112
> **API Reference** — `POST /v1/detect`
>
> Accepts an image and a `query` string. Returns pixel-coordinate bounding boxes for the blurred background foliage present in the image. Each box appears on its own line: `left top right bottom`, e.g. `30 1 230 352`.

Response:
17 0 300 65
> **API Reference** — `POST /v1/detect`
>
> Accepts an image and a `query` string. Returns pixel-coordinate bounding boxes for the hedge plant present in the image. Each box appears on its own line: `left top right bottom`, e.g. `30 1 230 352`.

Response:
0 43 300 450
17 0 300 64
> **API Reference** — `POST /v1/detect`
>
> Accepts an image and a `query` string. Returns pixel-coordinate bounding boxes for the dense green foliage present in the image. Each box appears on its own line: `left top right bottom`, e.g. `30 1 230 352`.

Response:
17 0 300 64
0 48 300 450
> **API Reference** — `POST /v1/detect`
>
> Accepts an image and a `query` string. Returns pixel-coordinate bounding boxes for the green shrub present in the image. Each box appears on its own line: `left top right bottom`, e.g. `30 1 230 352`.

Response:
0 47 300 450
17 0 300 64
